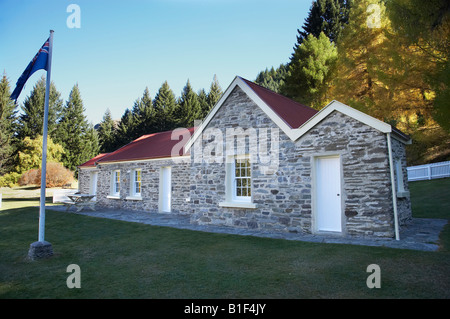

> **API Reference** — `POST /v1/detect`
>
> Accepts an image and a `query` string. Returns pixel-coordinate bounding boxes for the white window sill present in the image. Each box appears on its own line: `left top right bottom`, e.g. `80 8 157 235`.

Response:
218 201 257 209
126 196 142 201
397 191 410 198
107 195 121 200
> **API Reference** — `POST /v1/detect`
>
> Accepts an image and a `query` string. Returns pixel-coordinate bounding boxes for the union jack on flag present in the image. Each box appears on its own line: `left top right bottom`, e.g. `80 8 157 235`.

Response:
10 38 50 101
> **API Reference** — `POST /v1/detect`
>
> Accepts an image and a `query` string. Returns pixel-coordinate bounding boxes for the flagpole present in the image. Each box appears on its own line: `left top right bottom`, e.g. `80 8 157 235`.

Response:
38 29 54 243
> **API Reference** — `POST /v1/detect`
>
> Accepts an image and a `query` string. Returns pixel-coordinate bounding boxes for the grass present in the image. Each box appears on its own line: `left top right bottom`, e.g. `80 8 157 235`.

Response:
0 181 449 299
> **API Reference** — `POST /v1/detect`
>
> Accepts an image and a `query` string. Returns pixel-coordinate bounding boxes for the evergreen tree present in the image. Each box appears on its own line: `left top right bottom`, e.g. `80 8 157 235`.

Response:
281 32 338 108
84 123 100 162
55 84 98 171
17 76 63 141
153 81 178 132
178 79 201 128
114 108 135 148
131 87 155 136
295 0 352 46
0 74 18 175
206 75 222 111
198 88 210 119
98 108 117 153
255 64 288 93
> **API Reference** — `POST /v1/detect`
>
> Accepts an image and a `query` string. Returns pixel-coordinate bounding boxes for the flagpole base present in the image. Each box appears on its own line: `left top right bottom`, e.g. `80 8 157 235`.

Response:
28 241 53 261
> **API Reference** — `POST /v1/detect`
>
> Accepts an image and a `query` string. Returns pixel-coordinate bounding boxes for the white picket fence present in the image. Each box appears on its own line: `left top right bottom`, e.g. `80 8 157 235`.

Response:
407 161 450 181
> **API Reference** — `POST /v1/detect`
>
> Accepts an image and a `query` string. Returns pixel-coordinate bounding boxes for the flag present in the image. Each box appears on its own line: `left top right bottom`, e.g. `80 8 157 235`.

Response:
10 38 50 101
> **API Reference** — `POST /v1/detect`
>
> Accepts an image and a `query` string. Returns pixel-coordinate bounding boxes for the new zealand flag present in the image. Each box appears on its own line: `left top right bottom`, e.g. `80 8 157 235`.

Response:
10 38 50 101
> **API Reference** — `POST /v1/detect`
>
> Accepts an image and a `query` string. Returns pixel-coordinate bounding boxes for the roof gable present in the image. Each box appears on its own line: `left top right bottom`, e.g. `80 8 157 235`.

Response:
185 76 411 151
185 76 319 150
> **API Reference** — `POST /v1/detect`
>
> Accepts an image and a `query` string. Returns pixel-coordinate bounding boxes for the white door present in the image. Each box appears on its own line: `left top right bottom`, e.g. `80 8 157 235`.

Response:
90 172 98 201
315 156 342 232
160 167 172 212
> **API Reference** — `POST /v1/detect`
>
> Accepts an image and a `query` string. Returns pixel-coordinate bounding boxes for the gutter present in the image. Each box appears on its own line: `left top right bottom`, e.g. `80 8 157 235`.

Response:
387 132 400 240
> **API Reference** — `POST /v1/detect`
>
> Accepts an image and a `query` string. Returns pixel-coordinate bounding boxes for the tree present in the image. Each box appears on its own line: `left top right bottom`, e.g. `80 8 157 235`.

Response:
206 75 223 111
177 79 201 128
255 64 288 93
281 32 338 108
295 0 352 46
55 84 99 171
98 108 117 153
114 108 135 148
153 81 178 132
17 76 63 141
385 0 450 131
198 88 210 119
131 87 155 137
0 74 17 175
327 0 390 117
17 135 65 174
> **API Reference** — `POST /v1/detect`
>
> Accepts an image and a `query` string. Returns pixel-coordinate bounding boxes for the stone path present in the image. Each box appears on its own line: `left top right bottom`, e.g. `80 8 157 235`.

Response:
49 205 448 252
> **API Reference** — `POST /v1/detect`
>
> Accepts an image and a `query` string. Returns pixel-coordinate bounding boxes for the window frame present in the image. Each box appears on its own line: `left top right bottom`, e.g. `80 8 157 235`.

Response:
232 156 252 202
110 170 121 197
131 169 142 197
219 154 257 209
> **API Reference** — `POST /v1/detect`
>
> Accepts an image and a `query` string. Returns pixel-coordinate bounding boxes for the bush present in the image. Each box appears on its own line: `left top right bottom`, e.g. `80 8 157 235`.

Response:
18 162 74 188
0 172 21 187
18 169 40 186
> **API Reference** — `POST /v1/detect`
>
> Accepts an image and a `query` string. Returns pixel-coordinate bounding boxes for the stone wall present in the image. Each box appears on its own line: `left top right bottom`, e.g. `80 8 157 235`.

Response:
78 168 92 194
189 86 409 238
391 137 412 225
90 157 190 214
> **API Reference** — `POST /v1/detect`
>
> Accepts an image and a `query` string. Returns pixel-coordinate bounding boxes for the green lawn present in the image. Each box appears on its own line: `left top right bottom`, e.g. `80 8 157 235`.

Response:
0 180 449 299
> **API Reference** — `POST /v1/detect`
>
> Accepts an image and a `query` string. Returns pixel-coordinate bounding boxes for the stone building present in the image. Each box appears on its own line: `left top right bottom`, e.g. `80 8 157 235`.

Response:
79 76 412 239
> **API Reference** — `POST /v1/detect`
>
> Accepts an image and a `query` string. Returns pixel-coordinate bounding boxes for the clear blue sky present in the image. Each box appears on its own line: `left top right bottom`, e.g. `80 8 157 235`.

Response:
0 0 311 124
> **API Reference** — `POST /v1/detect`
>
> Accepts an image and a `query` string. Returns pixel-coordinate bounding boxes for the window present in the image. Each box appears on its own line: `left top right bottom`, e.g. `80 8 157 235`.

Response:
233 157 251 201
219 155 257 209
132 169 141 197
395 160 409 198
111 170 120 196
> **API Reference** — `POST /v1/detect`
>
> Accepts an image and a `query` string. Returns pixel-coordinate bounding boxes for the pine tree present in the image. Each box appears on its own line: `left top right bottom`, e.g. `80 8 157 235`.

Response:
17 76 63 141
295 0 352 46
281 32 338 108
98 108 117 153
178 79 201 128
0 74 17 175
153 81 178 132
255 64 288 93
55 84 98 171
115 108 135 148
131 87 155 136
207 75 223 111
198 88 210 119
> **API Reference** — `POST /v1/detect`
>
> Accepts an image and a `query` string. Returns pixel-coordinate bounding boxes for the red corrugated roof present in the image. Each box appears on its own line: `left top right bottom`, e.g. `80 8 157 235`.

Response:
96 127 196 164
79 153 110 168
240 77 318 128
